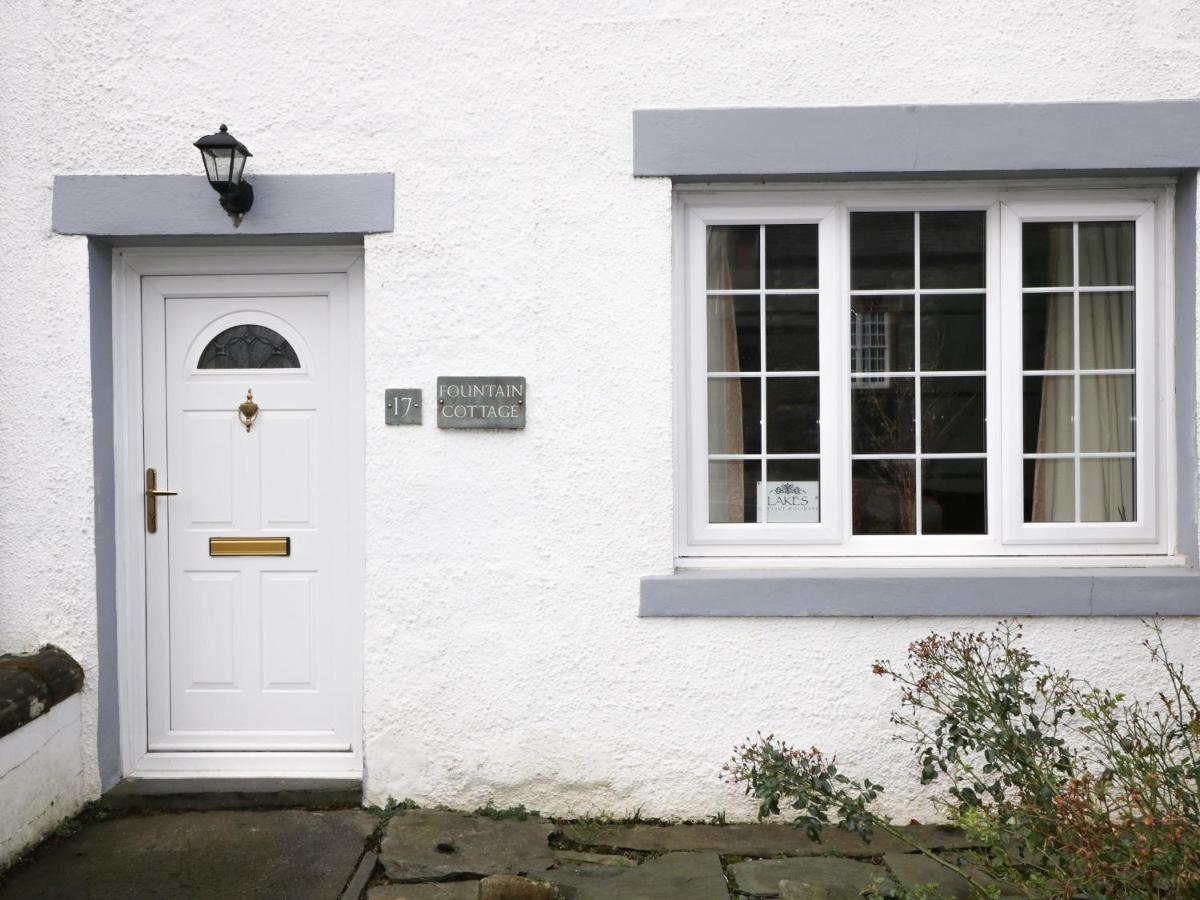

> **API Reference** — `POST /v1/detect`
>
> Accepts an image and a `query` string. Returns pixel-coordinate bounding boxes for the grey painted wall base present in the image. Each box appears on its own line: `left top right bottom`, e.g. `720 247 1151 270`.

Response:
640 569 1200 617
53 173 393 236
633 101 1200 177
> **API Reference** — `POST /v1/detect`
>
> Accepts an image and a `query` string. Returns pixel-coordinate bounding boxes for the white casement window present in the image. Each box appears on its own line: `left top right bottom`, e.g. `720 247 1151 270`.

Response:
677 185 1175 562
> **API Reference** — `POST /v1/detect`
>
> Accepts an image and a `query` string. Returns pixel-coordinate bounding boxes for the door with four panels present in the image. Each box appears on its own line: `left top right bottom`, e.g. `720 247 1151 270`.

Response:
141 273 353 753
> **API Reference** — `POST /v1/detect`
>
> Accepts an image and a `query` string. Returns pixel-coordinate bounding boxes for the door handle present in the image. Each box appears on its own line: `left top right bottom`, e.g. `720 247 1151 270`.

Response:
145 468 177 534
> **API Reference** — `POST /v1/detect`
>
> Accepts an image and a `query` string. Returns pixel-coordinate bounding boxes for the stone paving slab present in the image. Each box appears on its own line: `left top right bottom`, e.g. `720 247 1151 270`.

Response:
478 875 559 899
560 821 971 858
0 809 375 900
368 884 479 900
778 881 864 900
541 851 728 900
554 850 635 868
730 857 883 898
380 810 556 882
884 853 1025 899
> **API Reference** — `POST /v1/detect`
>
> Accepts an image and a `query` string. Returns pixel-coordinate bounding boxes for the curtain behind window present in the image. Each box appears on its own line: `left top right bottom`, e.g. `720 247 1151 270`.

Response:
707 236 745 521
1032 226 1134 522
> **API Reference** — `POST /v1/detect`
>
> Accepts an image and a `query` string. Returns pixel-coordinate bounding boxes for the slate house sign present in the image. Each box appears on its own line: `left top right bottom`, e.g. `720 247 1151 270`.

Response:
437 376 526 429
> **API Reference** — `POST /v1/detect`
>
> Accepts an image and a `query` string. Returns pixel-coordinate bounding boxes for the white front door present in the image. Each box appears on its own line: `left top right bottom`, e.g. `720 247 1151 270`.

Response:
139 272 356 758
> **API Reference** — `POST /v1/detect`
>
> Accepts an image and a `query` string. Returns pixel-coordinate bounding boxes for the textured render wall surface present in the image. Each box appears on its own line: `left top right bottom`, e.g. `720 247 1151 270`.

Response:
4 0 1200 820
0 696 85 865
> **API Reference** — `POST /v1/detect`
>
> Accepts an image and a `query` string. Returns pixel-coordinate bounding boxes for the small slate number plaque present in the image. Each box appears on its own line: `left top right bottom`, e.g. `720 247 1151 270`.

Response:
437 376 525 429
385 389 422 425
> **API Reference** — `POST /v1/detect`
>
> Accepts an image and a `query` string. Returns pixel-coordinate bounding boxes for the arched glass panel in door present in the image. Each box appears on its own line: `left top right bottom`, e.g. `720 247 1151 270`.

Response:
197 324 301 369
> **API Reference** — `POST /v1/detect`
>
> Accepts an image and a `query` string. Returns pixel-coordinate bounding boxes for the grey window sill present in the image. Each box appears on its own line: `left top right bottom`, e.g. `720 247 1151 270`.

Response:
639 568 1200 617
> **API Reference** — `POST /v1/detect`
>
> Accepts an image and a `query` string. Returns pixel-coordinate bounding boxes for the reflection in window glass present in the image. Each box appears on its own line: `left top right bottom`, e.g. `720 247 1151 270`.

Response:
849 211 987 535
851 212 914 290
920 211 986 289
922 459 987 535
921 296 984 371
851 296 914 373
765 224 819 289
853 460 916 535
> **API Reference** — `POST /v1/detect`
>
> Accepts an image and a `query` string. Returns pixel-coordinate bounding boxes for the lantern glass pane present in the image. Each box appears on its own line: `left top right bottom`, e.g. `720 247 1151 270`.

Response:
204 148 233 183
230 151 247 184
200 150 219 182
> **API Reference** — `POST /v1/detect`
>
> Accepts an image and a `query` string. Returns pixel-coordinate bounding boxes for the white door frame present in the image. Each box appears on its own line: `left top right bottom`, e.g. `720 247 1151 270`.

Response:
111 246 365 780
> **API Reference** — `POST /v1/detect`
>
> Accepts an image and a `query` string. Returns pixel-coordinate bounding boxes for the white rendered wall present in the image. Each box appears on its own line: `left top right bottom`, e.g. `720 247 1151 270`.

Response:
0 696 86 865
3 0 1200 821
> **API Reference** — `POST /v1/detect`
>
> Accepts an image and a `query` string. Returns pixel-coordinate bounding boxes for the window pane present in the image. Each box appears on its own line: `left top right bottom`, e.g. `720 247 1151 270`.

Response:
765 296 818 371
1079 292 1133 370
922 459 986 535
1079 375 1134 452
921 376 985 454
765 459 821 523
1023 375 1073 454
1022 222 1073 287
707 225 759 290
1022 292 1073 370
851 212 914 290
852 460 916 534
1024 458 1075 523
920 211 986 288
706 296 760 372
707 378 760 454
851 296 914 373
766 377 820 454
1081 458 1134 522
852 376 915 454
765 224 818 289
1079 221 1134 287
709 460 758 523
920 295 984 371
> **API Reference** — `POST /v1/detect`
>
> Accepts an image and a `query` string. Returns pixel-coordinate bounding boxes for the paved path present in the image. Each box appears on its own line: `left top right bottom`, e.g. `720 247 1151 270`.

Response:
0 806 994 899
0 809 375 900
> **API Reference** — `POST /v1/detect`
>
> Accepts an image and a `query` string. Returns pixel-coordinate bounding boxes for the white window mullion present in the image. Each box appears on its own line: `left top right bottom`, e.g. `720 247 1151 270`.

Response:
913 211 923 536
1072 221 1082 523
759 224 768 520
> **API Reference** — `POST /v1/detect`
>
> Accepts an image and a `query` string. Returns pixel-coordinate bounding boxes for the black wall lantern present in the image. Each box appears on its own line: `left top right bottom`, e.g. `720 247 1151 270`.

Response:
194 124 253 223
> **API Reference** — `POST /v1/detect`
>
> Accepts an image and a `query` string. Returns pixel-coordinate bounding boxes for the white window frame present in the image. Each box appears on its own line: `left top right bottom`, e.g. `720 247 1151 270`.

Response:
674 183 1176 566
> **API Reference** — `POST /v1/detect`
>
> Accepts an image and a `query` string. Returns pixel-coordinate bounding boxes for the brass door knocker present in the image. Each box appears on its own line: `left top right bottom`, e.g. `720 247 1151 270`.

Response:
238 389 259 432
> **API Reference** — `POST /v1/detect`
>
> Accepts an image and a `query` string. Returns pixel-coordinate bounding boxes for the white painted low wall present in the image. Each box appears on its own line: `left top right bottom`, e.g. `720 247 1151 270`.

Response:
0 695 86 866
